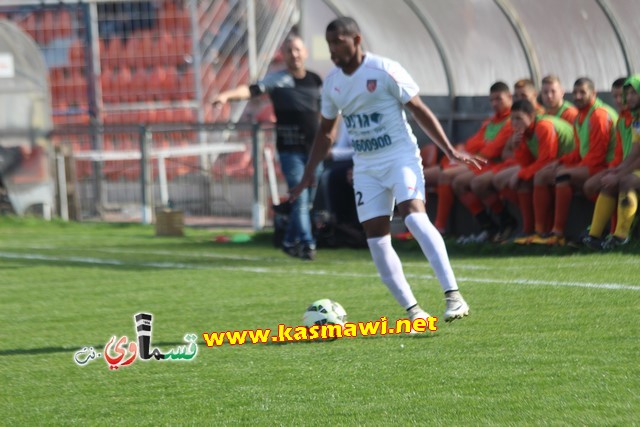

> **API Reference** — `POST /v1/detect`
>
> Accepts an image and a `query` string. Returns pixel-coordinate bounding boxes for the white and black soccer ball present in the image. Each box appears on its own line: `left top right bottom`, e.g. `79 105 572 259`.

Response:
302 298 347 327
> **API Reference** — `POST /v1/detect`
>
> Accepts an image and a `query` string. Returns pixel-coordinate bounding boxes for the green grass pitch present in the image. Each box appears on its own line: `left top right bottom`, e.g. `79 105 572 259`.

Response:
1 217 639 425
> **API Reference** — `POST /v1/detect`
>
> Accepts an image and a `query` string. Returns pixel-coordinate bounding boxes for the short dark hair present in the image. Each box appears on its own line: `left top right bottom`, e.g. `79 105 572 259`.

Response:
326 17 361 36
574 77 595 91
612 77 627 89
511 99 536 115
490 81 510 94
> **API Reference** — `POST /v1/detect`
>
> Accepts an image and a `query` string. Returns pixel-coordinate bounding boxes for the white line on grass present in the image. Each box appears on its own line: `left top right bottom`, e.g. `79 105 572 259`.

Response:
1 251 639 292
4 245 638 270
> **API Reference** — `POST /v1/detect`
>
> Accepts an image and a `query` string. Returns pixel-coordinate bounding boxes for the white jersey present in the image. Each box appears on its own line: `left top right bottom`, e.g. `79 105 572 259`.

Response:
321 53 422 170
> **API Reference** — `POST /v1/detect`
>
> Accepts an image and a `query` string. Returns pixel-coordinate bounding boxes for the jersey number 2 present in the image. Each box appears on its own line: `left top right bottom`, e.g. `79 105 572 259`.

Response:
356 191 364 206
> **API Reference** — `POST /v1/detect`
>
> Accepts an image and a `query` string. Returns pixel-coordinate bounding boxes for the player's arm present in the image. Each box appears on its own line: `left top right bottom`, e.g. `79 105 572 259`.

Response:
479 122 513 161
213 85 252 106
612 142 640 176
518 122 558 180
289 116 338 201
405 96 485 169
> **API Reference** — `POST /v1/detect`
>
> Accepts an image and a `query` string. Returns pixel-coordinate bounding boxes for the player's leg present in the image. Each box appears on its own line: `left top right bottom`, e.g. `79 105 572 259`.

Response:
279 151 316 259
493 165 531 236
532 162 559 237
355 170 423 317
605 173 640 249
394 162 469 321
583 170 607 201
433 164 467 234
549 165 590 242
453 169 497 241
584 171 619 249
472 170 517 241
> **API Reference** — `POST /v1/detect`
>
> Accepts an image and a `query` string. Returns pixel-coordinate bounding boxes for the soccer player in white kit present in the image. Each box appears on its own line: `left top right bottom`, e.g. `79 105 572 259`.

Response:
290 17 483 323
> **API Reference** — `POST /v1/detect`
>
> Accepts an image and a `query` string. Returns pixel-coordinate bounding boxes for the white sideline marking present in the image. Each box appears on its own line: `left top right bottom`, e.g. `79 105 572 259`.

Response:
1 251 639 292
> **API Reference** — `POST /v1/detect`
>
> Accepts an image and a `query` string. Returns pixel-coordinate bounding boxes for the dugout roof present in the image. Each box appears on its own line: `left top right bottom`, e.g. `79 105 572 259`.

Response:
302 0 638 96
0 19 52 135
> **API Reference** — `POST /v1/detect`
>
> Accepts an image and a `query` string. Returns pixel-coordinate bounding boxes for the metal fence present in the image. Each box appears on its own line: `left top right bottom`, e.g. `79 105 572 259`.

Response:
52 122 286 228
0 0 297 127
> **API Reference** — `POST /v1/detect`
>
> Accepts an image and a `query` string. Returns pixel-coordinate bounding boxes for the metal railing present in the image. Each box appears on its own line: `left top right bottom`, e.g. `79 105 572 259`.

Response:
51 121 285 228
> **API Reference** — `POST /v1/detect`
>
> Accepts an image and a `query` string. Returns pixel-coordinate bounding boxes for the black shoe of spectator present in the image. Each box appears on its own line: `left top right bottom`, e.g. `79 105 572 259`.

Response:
300 245 316 261
282 243 300 258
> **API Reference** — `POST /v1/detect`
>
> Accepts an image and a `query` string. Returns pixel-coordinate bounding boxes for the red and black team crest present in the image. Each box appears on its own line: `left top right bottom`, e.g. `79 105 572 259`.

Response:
366 79 377 92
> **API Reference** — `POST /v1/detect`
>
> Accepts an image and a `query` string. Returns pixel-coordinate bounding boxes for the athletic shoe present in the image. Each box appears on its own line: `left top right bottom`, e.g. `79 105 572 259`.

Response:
458 231 492 245
531 234 565 246
494 222 517 243
513 234 537 245
582 235 604 251
471 230 492 244
602 235 629 251
300 245 316 261
444 291 469 322
408 309 433 334
282 243 300 258
456 234 471 244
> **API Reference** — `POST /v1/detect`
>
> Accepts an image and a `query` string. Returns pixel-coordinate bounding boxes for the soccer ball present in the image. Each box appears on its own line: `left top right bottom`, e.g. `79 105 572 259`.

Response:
302 299 347 327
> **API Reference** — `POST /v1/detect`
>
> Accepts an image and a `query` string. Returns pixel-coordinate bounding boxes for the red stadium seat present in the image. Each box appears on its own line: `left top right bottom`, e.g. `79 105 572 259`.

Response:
68 39 85 67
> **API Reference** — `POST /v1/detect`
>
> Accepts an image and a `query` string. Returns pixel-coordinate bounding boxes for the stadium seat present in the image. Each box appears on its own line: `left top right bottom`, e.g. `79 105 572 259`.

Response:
103 36 125 69
41 10 56 46
57 9 73 39
68 39 85 67
154 31 176 66
115 67 133 102
131 67 151 102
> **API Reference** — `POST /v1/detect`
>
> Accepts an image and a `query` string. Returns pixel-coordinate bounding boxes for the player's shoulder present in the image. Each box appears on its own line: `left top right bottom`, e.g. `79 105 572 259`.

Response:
324 67 341 83
363 53 403 74
592 105 616 122
536 116 557 132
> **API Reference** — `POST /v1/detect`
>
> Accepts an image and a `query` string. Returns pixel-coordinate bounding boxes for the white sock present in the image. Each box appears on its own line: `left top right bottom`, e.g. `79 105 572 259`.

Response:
404 212 459 293
367 235 417 309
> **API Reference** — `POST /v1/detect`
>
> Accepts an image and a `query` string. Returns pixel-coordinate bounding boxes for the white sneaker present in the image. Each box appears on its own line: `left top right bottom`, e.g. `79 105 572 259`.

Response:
444 291 469 322
471 230 491 243
408 309 432 334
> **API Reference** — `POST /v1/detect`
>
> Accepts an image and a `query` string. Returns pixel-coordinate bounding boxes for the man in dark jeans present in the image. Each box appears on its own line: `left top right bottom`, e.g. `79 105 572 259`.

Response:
214 33 322 260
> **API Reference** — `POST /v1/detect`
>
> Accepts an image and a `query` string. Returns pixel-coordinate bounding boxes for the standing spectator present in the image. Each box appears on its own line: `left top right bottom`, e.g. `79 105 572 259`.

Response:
214 34 322 260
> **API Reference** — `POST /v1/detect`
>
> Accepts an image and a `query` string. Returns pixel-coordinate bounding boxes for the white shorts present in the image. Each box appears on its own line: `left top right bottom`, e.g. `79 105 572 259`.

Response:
353 158 425 222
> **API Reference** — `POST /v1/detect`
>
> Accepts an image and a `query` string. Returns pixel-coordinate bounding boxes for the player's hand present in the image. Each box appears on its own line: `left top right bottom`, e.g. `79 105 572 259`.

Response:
450 149 487 170
288 172 315 202
600 173 619 187
507 129 524 149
